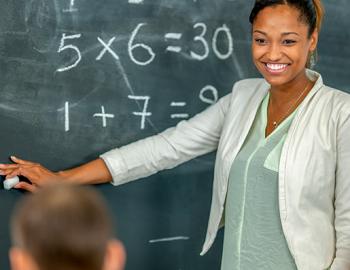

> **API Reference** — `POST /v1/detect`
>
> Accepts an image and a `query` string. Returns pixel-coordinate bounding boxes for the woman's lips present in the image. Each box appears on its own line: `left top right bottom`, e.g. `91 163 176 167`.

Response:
264 63 289 74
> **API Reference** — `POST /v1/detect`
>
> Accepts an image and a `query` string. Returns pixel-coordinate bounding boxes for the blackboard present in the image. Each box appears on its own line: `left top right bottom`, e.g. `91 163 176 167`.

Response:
0 0 349 269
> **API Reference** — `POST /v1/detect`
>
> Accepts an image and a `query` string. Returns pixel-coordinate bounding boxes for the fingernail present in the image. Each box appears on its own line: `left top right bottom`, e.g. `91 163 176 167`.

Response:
11 156 17 160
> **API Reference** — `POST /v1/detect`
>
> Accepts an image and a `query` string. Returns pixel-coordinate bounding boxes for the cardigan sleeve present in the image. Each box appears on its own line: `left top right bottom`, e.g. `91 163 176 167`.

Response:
100 93 232 186
331 111 350 270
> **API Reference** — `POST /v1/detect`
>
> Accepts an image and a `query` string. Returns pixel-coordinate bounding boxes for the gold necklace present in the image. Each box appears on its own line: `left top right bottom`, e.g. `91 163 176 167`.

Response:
270 82 310 129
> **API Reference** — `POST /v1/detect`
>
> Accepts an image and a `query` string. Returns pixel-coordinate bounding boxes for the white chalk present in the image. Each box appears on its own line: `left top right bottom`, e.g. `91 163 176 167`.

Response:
3 176 20 190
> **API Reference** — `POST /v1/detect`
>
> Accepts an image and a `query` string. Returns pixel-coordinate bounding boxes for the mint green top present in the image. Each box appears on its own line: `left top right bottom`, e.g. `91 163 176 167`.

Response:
220 92 298 270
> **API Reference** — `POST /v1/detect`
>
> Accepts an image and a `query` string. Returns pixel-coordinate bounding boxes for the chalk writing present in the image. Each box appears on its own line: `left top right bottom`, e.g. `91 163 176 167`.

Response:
171 114 189 119
149 236 190 244
63 0 78 12
165 33 183 53
191 23 209 61
93 106 115 127
199 85 219 105
51 2 229 133
170 102 186 106
128 23 156 66
128 0 144 4
60 86 220 131
65 102 70 132
56 23 234 71
212 24 234 60
96 36 120 61
170 102 189 119
128 95 152 130
57 33 82 72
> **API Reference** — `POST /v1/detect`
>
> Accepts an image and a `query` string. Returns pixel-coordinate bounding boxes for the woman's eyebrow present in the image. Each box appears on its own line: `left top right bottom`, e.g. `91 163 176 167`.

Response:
253 30 267 35
282 32 299 36
253 30 300 36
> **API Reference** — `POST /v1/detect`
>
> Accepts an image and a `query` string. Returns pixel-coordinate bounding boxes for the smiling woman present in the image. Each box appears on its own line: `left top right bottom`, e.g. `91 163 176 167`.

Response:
1 0 350 269
250 3 321 136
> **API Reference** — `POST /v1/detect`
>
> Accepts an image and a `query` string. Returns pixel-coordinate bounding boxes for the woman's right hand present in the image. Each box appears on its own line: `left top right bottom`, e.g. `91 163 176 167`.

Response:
0 156 62 192
0 156 113 192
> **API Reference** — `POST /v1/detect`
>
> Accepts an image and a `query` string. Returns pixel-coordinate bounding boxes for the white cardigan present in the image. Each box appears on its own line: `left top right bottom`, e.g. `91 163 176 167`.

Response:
101 70 350 270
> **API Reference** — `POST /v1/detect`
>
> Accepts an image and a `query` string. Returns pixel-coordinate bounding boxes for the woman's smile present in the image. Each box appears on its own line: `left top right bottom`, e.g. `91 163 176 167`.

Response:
264 63 290 74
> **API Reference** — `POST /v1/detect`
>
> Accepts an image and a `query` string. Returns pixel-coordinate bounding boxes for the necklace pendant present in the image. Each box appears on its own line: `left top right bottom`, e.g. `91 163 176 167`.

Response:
269 81 311 131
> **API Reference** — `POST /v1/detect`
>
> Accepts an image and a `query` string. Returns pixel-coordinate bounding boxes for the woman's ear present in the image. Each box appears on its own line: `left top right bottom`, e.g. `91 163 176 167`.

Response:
309 29 319 52
103 239 126 270
9 247 39 270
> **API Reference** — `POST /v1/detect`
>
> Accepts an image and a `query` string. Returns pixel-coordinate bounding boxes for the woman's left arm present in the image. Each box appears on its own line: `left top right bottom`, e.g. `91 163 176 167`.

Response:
331 112 350 270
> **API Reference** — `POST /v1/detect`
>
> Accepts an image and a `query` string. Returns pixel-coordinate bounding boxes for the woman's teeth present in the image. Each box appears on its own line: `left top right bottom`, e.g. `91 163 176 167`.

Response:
266 63 288 71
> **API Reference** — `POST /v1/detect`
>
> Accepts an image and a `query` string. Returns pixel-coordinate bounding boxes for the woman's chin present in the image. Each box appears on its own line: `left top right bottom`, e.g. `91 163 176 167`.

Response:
261 75 288 87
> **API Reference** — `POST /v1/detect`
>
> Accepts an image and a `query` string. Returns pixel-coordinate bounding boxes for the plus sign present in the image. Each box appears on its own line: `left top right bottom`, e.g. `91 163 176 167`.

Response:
93 106 115 127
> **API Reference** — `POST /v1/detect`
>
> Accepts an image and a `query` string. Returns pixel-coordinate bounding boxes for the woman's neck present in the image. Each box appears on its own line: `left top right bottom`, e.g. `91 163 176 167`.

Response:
269 74 313 108
265 72 315 137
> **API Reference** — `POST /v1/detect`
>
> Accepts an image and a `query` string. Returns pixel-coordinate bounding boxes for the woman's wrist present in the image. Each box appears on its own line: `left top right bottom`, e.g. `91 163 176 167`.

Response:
55 170 77 184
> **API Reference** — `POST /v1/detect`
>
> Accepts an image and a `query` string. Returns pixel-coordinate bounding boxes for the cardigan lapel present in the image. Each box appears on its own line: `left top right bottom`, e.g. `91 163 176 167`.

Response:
221 80 270 182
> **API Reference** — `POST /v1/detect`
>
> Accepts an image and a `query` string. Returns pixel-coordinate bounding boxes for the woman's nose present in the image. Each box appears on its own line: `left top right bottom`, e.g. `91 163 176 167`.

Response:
267 43 283 61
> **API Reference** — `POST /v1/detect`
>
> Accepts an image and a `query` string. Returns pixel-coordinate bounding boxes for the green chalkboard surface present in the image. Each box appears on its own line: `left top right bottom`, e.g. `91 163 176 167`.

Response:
0 0 349 269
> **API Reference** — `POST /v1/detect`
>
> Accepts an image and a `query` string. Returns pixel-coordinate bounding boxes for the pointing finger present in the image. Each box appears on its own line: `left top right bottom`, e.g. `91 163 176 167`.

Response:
11 156 36 166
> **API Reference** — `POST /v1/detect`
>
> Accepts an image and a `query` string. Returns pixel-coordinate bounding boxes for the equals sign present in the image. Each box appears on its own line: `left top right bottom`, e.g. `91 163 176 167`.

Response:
170 102 189 119
165 33 182 53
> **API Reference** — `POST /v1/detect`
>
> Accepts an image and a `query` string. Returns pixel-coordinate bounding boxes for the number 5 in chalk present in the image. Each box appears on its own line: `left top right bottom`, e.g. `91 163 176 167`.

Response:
3 176 20 190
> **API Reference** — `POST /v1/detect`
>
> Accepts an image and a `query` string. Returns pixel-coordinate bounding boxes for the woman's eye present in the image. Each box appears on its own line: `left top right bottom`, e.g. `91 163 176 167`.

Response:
254 38 267 45
282 39 296 45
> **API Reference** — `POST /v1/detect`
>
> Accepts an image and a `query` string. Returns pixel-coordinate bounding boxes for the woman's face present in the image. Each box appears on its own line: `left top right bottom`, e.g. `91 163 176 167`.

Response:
251 5 318 87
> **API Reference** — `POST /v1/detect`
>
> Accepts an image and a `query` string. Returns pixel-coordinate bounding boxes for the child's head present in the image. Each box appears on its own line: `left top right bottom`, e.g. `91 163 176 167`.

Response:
9 184 125 270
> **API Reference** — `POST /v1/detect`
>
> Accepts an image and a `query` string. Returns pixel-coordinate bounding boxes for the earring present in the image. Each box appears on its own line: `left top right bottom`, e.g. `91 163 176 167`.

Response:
309 50 317 69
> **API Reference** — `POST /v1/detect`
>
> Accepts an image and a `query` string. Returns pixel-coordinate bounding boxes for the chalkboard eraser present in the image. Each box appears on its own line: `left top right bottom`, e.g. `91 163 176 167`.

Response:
3 176 20 190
